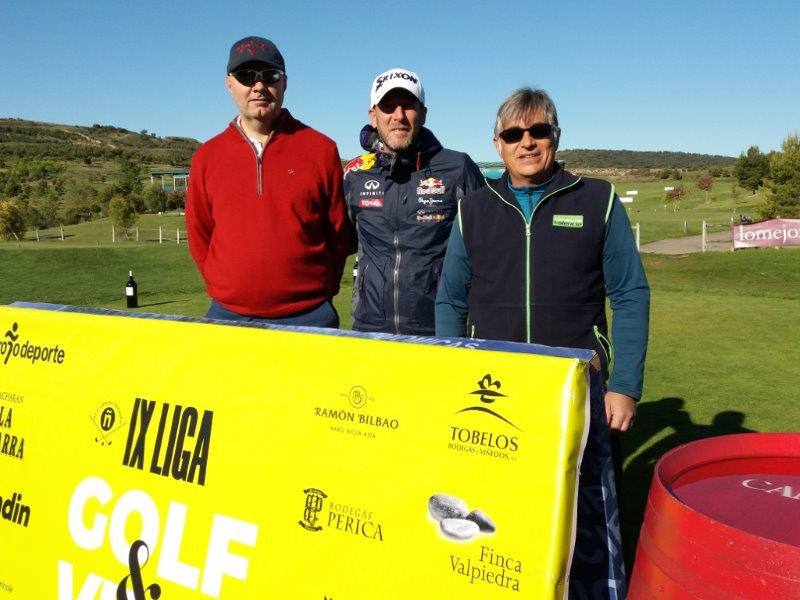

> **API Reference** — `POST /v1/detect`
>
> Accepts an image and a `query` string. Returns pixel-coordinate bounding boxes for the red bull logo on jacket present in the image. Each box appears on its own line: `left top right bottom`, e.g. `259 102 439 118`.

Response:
417 177 446 195
344 153 376 175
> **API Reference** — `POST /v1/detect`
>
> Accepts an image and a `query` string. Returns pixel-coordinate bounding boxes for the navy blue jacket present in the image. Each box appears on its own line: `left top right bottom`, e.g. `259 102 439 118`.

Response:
344 126 484 334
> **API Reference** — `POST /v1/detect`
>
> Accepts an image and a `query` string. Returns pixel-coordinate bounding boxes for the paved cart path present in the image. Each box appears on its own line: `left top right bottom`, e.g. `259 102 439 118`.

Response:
640 231 732 254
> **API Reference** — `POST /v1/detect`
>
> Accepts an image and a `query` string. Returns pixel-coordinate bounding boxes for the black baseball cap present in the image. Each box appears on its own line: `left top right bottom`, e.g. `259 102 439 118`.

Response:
227 36 285 73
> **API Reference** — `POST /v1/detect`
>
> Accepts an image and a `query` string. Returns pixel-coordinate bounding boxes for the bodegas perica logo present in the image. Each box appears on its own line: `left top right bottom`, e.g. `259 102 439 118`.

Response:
298 487 384 542
1 322 67 367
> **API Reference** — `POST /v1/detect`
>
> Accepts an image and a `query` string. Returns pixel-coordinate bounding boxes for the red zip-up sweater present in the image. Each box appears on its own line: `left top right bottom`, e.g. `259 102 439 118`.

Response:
186 111 351 318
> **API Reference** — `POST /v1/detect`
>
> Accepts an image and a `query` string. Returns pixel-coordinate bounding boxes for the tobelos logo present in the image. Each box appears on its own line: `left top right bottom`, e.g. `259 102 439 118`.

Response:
0 322 66 367
299 488 327 532
456 374 521 431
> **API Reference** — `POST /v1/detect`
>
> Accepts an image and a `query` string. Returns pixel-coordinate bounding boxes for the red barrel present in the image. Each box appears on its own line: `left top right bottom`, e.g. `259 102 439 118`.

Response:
630 433 800 599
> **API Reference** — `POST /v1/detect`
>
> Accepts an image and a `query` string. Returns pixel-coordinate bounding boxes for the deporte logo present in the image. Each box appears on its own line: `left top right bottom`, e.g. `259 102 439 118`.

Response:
0 323 66 367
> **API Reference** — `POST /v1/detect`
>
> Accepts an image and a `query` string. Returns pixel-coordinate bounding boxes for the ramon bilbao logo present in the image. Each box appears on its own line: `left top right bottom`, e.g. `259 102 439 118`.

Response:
0 322 66 367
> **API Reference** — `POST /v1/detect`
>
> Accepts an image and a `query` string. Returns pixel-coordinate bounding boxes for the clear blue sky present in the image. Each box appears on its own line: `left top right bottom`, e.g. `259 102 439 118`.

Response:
1 0 797 161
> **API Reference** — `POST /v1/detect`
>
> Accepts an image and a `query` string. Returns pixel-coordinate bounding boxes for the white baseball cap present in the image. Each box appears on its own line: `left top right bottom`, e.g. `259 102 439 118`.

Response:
370 68 425 107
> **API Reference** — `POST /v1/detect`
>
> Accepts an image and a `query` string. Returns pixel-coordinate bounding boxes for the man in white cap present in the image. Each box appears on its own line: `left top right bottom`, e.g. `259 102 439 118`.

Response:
344 68 484 335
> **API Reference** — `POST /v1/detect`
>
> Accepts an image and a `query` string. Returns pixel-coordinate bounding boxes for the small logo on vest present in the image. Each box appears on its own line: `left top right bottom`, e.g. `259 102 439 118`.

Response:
552 214 583 228
359 198 383 208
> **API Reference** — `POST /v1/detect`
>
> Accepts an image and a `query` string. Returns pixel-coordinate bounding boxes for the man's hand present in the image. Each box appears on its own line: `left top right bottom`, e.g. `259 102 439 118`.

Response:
604 391 637 432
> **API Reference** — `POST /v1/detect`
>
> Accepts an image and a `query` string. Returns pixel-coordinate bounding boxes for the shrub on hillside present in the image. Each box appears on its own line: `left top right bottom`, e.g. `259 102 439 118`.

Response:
167 190 186 210
0 200 26 241
143 183 169 213
109 195 139 237
62 182 102 224
30 191 62 229
665 185 685 200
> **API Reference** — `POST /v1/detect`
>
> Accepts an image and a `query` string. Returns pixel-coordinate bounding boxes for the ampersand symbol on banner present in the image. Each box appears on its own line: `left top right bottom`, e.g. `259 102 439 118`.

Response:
116 539 162 600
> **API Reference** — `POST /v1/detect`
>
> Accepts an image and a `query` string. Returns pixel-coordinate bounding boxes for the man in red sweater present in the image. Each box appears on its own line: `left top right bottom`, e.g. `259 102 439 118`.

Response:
186 36 351 327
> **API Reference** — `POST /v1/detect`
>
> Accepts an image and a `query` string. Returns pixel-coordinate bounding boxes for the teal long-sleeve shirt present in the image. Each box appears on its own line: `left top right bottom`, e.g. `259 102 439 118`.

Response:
435 184 650 400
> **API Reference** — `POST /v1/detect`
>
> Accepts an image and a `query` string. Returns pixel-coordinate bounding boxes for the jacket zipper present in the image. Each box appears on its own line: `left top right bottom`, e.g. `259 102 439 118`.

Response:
233 122 267 196
593 325 614 372
486 177 582 343
393 234 401 334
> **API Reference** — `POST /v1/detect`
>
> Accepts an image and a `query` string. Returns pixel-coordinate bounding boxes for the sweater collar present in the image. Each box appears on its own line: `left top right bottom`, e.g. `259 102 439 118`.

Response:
488 163 579 206
229 109 293 141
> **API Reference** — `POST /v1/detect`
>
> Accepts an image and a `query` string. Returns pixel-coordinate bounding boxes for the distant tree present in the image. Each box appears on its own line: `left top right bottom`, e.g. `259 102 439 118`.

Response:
734 146 769 193
35 179 48 196
128 192 145 214
143 183 169 213
62 178 100 224
114 157 144 196
709 166 724 177
98 185 117 210
671 168 683 180
759 133 800 219
0 200 26 241
166 190 186 210
665 185 685 210
697 174 714 203
657 168 671 179
2 173 22 196
32 189 61 229
109 195 139 237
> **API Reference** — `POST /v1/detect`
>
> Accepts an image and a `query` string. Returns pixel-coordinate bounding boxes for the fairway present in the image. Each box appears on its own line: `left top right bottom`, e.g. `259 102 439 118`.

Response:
606 174 766 244
1 203 798 563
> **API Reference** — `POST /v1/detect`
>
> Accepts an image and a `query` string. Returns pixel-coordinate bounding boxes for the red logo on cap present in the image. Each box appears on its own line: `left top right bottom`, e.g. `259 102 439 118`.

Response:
235 40 267 56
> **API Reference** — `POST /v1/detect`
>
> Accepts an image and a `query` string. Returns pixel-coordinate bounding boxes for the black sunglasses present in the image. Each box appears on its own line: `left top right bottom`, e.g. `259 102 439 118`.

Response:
231 68 284 87
497 123 559 143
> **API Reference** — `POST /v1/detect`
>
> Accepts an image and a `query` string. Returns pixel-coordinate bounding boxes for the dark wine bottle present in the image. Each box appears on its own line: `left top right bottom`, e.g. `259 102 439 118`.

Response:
125 270 138 308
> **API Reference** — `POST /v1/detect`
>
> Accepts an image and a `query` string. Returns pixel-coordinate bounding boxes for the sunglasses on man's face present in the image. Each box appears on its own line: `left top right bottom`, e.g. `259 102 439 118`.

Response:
231 68 284 87
497 123 558 144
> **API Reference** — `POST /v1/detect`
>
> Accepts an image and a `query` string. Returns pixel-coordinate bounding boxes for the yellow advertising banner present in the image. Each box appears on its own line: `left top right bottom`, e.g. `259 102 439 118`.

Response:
0 304 591 599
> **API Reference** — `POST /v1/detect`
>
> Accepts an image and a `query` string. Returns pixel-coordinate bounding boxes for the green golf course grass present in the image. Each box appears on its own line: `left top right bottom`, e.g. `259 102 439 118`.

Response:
1 196 797 563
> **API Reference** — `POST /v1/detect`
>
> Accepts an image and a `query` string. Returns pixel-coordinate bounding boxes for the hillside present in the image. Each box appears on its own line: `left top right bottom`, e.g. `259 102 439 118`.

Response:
0 118 200 166
556 149 736 169
0 118 740 171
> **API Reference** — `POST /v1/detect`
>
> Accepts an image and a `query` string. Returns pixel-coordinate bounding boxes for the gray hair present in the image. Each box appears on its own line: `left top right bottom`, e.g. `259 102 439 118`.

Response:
493 87 559 140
